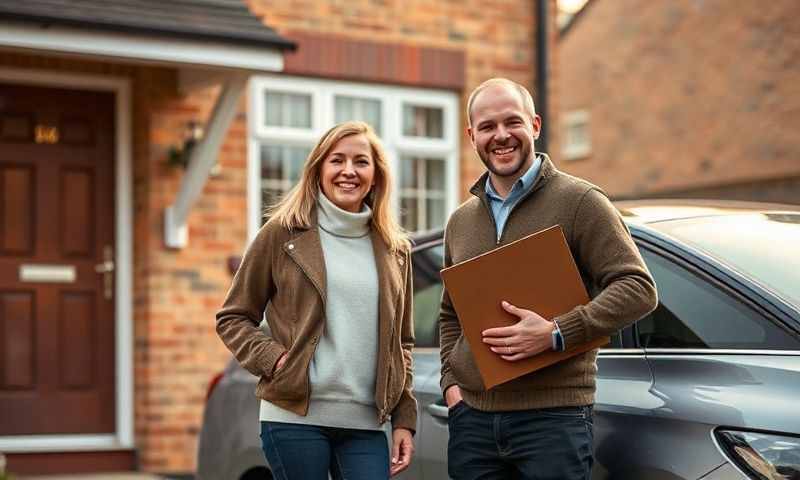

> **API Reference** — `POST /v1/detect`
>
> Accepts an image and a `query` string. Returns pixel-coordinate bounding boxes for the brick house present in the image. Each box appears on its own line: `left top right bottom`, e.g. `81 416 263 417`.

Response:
558 0 800 203
0 0 558 475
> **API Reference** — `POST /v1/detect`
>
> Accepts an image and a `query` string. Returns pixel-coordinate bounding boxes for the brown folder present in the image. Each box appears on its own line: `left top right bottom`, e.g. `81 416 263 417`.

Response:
440 225 608 389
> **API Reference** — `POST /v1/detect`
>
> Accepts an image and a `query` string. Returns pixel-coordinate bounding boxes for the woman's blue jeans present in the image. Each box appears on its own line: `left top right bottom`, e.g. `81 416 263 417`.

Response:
260 421 389 480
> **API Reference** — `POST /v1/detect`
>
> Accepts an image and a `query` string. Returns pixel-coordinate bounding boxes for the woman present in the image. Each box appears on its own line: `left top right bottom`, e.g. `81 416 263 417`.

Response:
216 121 416 479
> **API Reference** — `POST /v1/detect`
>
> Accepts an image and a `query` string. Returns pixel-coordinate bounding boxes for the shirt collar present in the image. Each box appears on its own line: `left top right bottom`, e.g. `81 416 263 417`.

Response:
484 153 543 201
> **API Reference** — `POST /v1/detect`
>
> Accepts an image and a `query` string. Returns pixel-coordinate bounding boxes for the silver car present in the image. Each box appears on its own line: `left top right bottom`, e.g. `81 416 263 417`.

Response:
198 200 800 480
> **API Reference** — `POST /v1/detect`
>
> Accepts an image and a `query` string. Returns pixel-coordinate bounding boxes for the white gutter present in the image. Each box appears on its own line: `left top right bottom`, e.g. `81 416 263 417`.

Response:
0 23 283 71
165 72 249 248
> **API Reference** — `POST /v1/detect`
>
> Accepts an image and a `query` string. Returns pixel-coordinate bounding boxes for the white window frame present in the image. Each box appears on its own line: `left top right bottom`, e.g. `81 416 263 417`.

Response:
562 109 591 161
247 74 460 239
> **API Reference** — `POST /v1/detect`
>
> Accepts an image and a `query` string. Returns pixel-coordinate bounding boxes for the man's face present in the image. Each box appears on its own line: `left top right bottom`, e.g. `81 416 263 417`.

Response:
468 84 541 180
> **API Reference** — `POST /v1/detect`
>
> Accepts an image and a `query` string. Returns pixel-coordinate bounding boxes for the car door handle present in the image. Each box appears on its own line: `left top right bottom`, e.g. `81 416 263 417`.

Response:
425 402 449 419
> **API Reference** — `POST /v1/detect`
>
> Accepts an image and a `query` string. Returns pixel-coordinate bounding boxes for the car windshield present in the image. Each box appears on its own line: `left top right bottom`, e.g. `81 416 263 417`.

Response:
654 212 800 309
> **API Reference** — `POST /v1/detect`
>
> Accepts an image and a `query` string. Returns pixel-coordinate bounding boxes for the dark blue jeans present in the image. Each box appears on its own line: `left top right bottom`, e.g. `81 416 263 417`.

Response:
447 402 594 480
260 421 389 480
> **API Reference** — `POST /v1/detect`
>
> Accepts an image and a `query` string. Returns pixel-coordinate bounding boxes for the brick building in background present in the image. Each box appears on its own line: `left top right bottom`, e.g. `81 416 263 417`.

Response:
0 0 558 475
558 0 800 203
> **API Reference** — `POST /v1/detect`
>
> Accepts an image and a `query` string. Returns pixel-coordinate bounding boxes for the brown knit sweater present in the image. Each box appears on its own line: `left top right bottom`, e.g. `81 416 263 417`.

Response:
439 156 658 411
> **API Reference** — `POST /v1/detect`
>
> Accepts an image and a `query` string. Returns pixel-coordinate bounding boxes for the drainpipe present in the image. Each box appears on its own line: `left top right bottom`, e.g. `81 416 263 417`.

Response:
536 0 550 154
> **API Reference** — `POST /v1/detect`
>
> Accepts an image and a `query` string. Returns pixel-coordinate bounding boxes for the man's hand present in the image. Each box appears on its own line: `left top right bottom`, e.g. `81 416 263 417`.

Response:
444 385 463 408
481 301 553 361
390 428 414 476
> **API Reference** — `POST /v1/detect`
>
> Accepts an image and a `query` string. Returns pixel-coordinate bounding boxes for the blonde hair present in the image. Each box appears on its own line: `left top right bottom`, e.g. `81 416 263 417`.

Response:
466 78 537 128
266 121 410 253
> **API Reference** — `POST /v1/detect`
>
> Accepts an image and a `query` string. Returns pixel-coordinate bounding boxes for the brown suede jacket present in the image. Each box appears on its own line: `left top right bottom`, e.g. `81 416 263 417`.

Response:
216 210 417 432
439 156 658 411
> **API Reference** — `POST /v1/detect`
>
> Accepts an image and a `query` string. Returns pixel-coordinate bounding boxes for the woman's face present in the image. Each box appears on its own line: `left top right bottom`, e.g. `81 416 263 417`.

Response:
319 134 376 213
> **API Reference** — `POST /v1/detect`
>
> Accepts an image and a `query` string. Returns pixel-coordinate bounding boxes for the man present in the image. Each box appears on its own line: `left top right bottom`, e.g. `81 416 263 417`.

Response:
439 78 658 480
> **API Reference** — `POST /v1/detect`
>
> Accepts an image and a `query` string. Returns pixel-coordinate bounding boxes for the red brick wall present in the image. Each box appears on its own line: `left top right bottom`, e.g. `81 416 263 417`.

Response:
559 0 800 202
132 75 239 472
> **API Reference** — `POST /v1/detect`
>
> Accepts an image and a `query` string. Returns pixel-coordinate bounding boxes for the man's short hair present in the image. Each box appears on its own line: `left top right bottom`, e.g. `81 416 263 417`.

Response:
466 78 537 128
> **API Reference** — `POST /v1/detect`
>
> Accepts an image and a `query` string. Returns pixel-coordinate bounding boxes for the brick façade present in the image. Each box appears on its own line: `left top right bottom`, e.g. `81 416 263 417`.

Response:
558 0 800 204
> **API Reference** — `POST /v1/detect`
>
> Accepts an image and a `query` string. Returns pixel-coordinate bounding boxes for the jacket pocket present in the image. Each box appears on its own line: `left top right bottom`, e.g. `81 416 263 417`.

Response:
263 352 305 401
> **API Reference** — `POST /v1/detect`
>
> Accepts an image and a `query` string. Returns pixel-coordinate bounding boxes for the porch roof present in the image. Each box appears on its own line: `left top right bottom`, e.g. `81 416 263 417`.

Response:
0 0 294 51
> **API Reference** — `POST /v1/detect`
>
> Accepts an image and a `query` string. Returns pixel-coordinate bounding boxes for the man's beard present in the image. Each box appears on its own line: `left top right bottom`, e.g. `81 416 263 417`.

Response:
479 143 533 178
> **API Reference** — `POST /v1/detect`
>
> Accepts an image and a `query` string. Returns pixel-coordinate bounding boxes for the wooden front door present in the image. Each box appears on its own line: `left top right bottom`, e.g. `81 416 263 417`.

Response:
0 83 116 435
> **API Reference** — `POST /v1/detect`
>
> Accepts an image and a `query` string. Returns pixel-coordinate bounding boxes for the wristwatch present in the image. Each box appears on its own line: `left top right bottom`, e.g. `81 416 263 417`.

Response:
551 321 565 351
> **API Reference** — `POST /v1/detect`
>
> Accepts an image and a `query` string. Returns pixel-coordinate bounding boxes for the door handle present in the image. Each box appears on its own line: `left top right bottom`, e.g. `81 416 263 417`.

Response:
94 245 115 300
425 402 449 419
94 261 114 273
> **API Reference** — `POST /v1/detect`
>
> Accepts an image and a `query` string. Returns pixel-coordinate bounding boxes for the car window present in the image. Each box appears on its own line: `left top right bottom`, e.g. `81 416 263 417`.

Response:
412 243 444 348
636 248 799 350
654 213 800 309
608 331 623 349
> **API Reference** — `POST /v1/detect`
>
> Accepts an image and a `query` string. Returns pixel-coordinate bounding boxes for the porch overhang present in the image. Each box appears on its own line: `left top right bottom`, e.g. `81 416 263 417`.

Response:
0 22 285 72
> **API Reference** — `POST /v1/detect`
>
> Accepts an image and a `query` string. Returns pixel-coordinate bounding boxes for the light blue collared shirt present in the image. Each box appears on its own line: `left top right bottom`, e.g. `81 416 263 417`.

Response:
484 153 565 351
485 154 543 241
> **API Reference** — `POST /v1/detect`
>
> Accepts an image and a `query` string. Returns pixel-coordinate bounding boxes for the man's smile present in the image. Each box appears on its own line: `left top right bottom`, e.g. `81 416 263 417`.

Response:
491 145 518 160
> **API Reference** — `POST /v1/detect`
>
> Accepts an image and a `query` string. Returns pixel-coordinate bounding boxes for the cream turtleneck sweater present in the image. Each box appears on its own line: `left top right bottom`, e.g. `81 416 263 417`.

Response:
260 192 383 430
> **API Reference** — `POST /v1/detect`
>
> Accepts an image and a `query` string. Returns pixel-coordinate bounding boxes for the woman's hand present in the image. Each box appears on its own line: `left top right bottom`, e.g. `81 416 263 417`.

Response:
390 427 414 476
273 352 287 374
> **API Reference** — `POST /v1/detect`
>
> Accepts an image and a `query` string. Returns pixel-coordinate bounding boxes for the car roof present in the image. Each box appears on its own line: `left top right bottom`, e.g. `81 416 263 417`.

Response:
411 229 444 251
409 199 800 248
614 198 800 227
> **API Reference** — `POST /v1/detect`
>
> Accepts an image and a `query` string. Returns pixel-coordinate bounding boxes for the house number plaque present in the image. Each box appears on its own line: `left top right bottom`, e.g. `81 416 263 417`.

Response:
35 125 59 144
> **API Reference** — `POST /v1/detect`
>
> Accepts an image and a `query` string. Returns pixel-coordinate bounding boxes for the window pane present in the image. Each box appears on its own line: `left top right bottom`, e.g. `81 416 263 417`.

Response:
260 144 283 179
335 97 354 123
570 123 586 144
400 156 419 189
334 96 382 135
412 244 445 348
261 144 310 181
287 147 309 182
288 94 312 128
400 156 448 232
362 100 382 134
401 197 419 232
264 91 283 127
425 158 446 191
635 249 799 350
261 188 284 214
403 104 444 138
425 198 446 231
264 91 312 128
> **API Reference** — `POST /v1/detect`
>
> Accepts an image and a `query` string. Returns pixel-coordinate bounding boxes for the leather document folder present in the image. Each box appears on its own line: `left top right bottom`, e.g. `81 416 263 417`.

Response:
440 225 608 389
